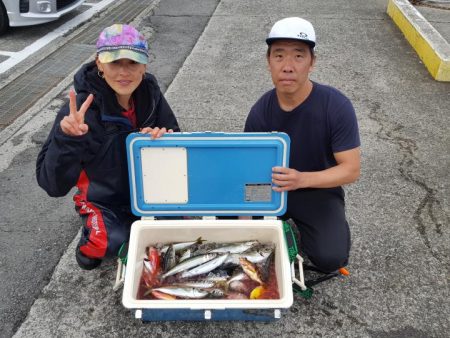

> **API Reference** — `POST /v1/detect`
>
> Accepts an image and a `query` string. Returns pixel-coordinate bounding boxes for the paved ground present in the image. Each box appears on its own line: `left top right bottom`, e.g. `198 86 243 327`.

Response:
0 0 220 337
0 0 448 337
415 4 450 43
402 0 450 81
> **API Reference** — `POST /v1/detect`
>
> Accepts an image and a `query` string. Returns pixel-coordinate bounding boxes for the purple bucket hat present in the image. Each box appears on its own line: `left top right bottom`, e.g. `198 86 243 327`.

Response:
96 24 148 64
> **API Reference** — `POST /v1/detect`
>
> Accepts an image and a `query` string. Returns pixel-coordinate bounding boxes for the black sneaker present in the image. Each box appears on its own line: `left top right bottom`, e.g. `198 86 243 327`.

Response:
76 245 102 270
303 264 340 287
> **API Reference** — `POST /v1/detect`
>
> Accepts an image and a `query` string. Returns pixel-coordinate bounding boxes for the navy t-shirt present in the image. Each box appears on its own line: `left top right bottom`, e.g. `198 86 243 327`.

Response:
245 82 360 174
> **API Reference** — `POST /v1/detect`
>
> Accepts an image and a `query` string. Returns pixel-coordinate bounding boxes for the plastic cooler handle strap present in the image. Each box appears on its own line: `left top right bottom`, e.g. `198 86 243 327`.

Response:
283 221 309 294
282 221 299 263
118 241 128 265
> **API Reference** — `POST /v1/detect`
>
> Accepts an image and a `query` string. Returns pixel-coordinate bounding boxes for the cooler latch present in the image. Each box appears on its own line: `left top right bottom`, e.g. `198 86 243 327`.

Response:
204 310 212 320
135 309 142 319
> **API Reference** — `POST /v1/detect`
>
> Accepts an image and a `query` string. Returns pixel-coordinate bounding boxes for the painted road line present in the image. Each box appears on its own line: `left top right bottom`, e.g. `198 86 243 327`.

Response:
0 0 117 74
387 0 450 81
0 51 16 57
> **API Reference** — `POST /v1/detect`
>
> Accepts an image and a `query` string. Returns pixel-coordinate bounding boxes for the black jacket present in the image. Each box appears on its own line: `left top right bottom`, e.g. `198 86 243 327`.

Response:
36 61 180 206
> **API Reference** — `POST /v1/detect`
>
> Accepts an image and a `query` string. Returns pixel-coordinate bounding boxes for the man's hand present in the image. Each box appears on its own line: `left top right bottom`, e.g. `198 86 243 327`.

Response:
60 89 94 136
272 147 361 191
271 167 307 191
140 127 174 139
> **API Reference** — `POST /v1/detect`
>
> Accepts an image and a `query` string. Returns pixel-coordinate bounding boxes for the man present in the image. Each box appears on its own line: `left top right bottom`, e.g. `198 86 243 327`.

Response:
245 17 360 273
36 24 179 270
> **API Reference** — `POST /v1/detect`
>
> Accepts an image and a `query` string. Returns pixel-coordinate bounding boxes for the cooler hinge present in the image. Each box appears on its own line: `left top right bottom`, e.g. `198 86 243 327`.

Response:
263 216 277 220
202 216 216 220
141 216 155 220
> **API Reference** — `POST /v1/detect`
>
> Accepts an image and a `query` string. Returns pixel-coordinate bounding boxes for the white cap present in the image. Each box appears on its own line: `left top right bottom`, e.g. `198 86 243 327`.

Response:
266 17 316 48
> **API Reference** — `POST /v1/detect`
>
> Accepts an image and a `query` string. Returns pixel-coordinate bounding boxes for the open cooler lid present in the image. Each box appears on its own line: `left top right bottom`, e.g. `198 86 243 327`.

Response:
126 132 290 217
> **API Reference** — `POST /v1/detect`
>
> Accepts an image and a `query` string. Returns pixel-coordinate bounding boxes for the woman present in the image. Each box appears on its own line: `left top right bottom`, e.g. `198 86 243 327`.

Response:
36 24 180 270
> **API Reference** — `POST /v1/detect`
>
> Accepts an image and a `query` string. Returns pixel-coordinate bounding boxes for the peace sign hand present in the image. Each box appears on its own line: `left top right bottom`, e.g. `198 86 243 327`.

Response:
60 89 94 136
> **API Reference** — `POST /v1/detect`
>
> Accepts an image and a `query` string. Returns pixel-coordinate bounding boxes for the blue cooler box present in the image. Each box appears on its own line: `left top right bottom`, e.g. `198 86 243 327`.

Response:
121 132 304 321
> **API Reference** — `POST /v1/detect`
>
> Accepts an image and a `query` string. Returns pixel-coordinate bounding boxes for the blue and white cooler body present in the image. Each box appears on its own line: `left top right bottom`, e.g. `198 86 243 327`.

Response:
121 132 302 321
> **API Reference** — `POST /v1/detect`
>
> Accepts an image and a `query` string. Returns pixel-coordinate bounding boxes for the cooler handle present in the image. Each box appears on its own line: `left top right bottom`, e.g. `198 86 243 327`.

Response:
113 258 126 291
291 254 307 291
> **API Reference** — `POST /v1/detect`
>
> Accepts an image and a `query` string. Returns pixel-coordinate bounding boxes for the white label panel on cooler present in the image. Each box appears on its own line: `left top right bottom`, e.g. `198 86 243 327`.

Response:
140 147 188 204
245 183 272 202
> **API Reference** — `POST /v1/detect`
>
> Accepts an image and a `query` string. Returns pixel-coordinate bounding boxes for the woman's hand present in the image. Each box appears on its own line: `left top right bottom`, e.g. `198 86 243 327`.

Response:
60 89 94 136
140 127 174 139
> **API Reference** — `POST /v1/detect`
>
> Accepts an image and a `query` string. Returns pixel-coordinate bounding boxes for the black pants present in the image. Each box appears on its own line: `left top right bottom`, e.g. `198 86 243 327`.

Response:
283 188 351 273
76 202 139 259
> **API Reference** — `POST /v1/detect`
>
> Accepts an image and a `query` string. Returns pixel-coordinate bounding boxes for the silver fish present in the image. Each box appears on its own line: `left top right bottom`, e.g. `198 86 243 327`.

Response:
224 245 274 266
181 253 230 279
159 237 205 254
162 244 176 272
171 280 216 289
203 271 230 282
227 270 249 285
187 242 218 256
160 253 218 279
151 286 209 299
207 288 226 298
210 240 259 254
178 248 192 262
258 250 274 282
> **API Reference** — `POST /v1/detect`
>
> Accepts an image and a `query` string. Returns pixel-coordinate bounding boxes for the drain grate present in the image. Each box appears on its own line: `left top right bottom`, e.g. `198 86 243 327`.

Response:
0 0 152 130
0 44 94 128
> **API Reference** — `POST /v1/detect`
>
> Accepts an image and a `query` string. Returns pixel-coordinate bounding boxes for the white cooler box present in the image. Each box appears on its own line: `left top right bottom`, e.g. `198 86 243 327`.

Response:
119 132 306 321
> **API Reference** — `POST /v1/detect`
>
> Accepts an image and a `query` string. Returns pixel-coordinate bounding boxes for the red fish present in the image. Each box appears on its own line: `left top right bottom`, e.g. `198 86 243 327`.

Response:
148 246 160 273
151 290 177 300
142 246 161 287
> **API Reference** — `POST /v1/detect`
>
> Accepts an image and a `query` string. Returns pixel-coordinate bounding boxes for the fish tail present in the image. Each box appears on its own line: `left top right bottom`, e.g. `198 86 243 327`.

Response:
143 287 153 297
196 236 206 244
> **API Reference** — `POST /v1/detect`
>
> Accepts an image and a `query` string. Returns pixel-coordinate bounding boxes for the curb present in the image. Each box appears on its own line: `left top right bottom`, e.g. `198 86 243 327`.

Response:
387 0 450 81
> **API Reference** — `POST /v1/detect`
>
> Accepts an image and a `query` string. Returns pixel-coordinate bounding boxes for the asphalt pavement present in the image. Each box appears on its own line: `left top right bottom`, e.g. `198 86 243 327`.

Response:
0 0 220 336
0 0 449 337
415 2 450 42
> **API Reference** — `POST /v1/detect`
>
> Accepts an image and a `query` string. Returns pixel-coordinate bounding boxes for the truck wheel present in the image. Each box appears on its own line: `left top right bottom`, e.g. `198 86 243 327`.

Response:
0 2 9 35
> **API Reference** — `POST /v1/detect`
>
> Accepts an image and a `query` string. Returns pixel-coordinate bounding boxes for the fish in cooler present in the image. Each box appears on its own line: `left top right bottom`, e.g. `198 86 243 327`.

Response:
180 253 230 279
138 239 279 300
